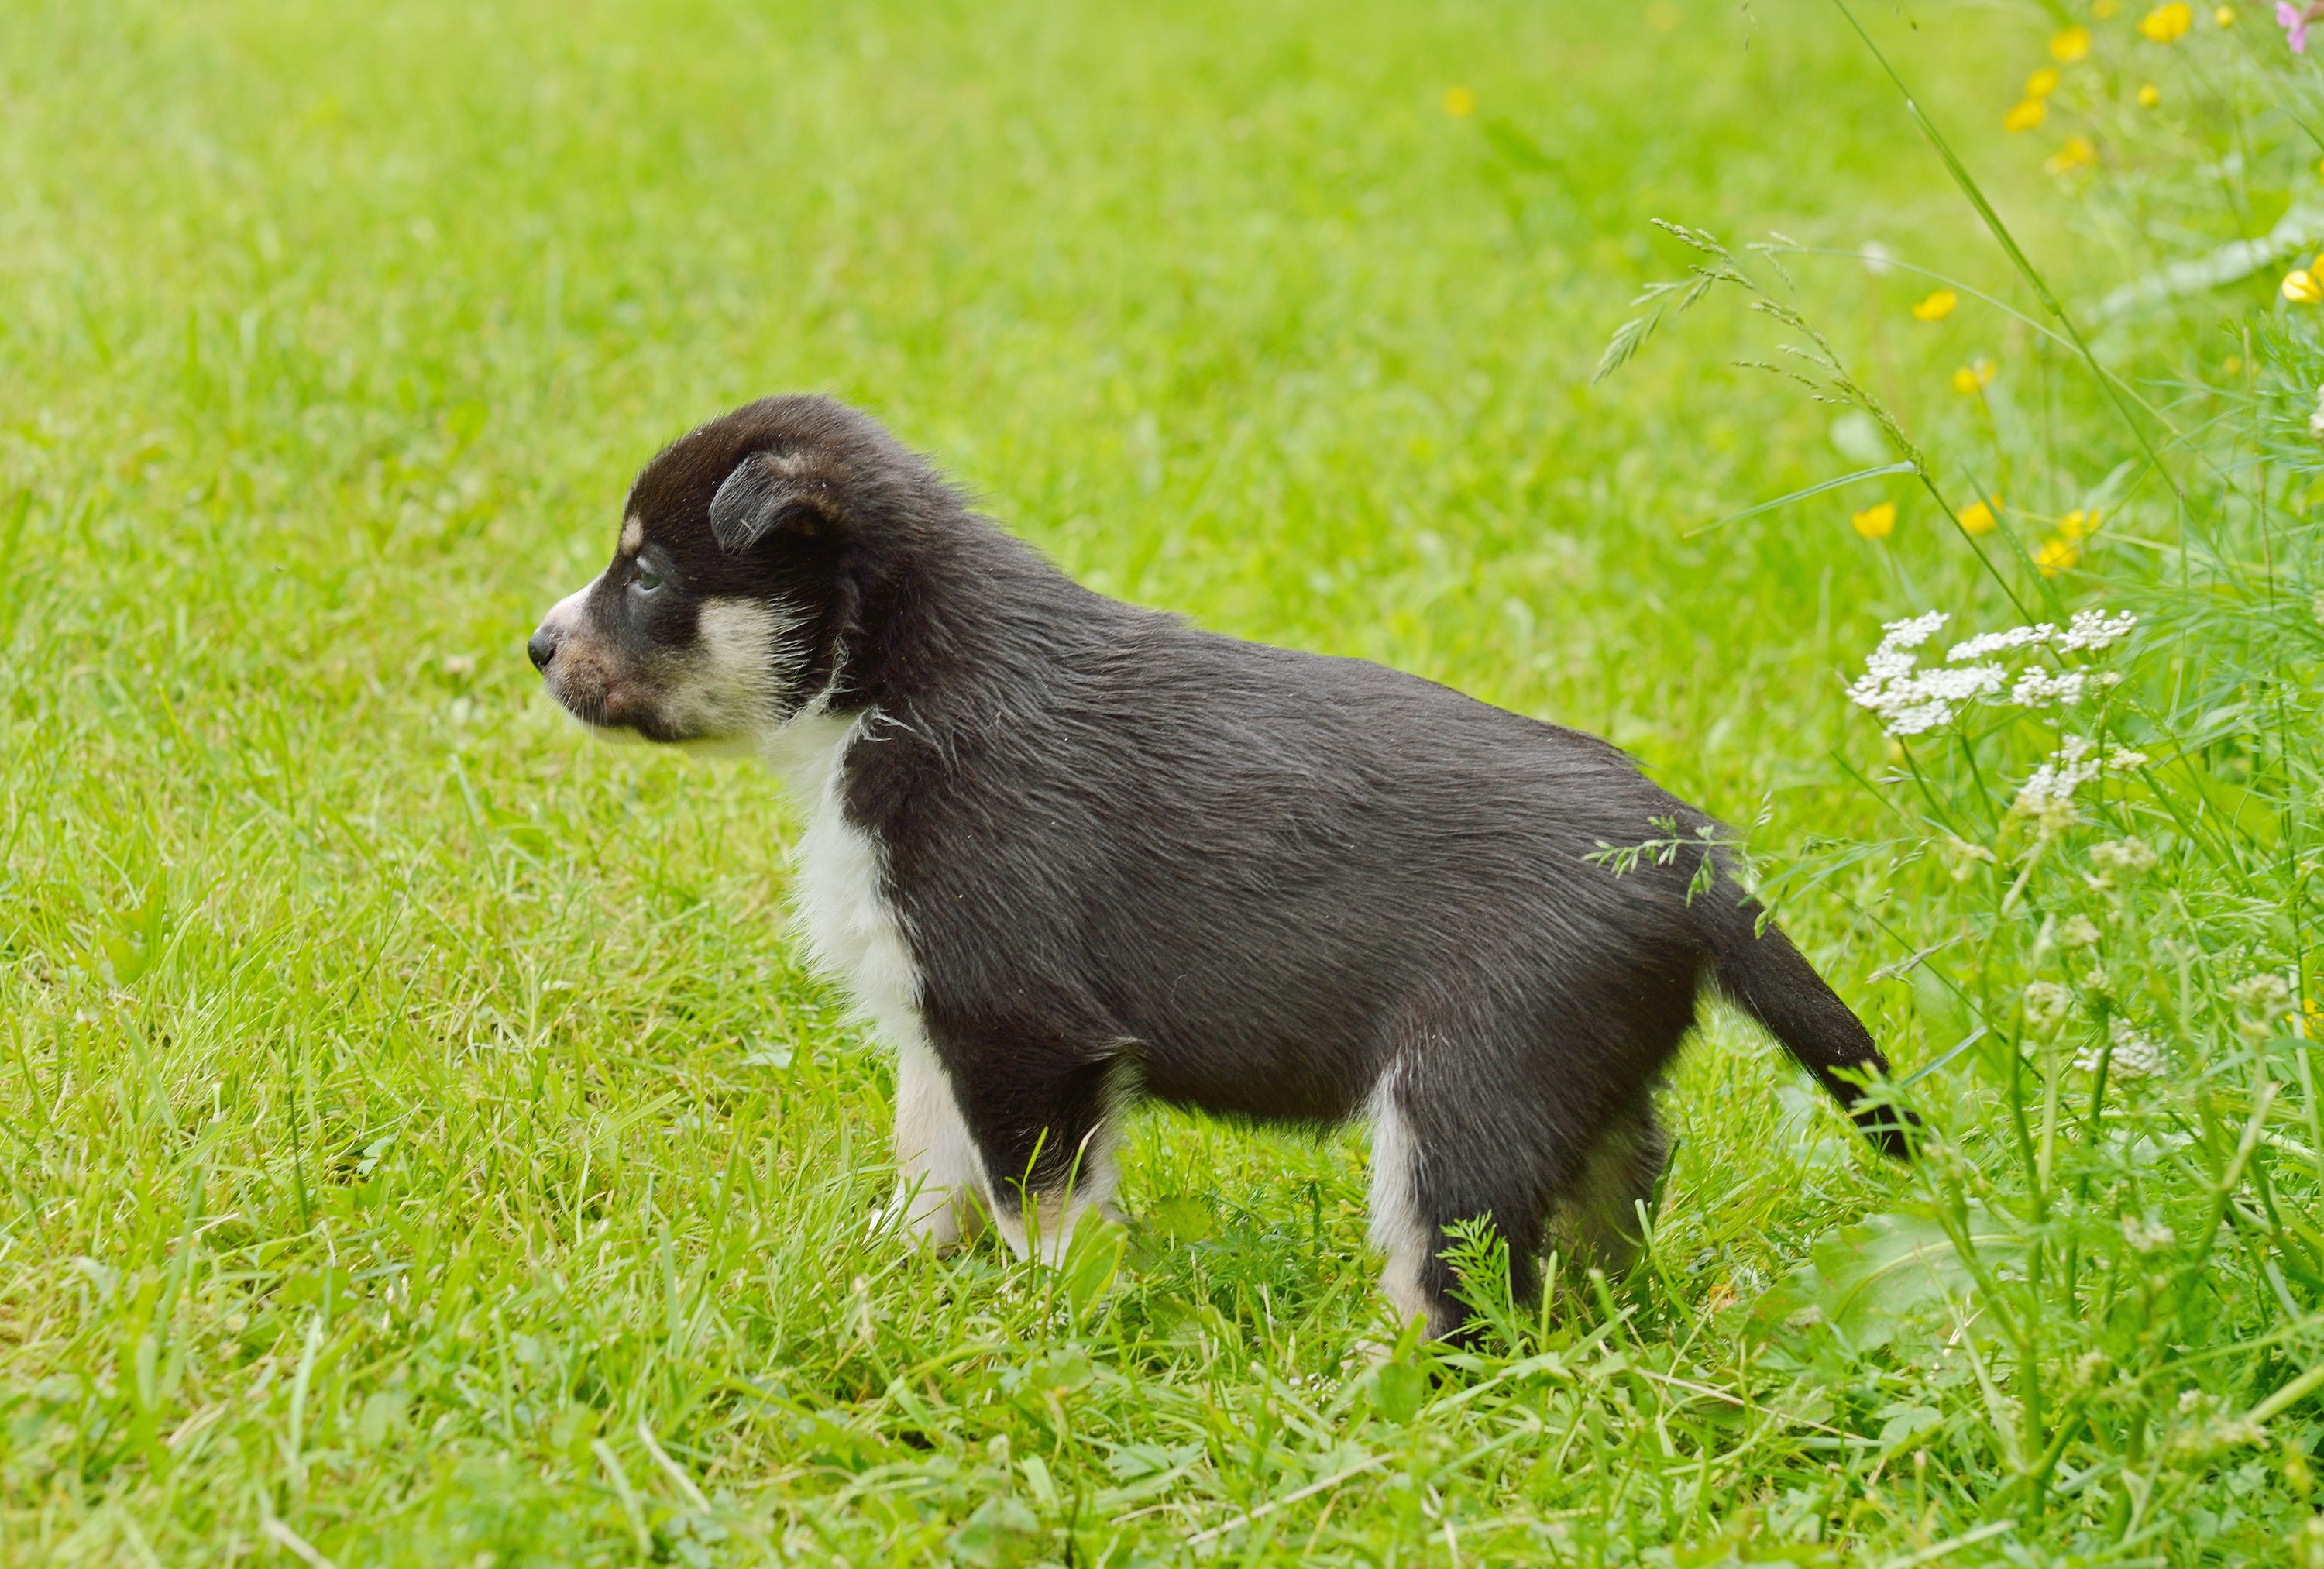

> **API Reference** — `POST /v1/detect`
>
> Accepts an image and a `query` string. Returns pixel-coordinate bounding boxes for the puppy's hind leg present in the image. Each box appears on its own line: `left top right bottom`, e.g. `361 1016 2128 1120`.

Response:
1364 1061 1439 1336
1557 1099 1671 1281
1367 1047 1571 1342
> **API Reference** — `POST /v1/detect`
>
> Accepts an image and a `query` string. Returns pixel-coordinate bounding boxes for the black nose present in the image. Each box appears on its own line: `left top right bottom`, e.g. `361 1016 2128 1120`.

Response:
527 627 559 671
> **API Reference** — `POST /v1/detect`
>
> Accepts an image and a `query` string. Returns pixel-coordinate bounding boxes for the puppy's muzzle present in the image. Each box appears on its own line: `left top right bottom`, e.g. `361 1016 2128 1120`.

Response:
528 582 593 674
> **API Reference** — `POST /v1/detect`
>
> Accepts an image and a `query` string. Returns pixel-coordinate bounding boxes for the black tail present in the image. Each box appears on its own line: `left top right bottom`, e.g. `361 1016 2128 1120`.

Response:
1708 900 1917 1158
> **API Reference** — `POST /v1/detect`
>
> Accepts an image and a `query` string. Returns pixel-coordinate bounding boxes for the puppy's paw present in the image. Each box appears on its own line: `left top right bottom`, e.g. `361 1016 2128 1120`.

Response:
877 1185 981 1253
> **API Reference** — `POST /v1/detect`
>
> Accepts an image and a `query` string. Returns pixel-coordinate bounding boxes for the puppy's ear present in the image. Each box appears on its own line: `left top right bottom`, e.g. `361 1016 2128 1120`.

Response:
707 450 837 552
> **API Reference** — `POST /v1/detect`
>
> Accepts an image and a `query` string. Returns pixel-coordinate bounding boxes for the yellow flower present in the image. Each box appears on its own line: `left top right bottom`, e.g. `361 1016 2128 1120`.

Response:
2037 536 2081 576
1958 500 1999 535
2059 508 2102 539
2051 24 2093 59
2138 83 2161 108
2046 136 2098 175
2027 66 2062 98
1442 87 1476 117
1852 502 1897 539
2139 2 2193 40
2213 5 2234 23
2094 0 2119 14
1951 358 1997 393
2004 98 2049 132
2285 268 2324 305
1912 289 1958 321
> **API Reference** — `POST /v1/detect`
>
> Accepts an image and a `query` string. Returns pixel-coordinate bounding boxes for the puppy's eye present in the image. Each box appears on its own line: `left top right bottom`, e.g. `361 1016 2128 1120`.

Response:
632 566 665 594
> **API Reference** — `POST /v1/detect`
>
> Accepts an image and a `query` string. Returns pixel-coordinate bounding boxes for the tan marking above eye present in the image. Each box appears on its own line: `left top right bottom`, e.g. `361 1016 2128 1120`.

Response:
621 517 644 555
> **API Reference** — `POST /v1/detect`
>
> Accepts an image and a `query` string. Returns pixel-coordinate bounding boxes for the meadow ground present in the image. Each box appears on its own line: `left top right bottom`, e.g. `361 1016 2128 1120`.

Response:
3 0 2322 1563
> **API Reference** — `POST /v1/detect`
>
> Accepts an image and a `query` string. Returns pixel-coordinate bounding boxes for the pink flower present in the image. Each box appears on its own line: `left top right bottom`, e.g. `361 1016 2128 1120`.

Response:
2283 0 2324 50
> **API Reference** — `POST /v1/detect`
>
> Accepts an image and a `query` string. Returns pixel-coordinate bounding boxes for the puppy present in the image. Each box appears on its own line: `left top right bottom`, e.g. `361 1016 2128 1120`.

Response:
529 395 1910 1338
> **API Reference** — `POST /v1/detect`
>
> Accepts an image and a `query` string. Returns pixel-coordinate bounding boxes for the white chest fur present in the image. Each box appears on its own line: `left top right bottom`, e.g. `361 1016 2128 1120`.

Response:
763 707 994 1248
761 709 924 1047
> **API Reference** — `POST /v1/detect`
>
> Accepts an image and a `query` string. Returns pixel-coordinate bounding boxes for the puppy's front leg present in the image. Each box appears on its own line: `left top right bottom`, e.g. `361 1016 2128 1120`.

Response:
985 1131 1122 1269
883 1034 987 1249
944 1032 1129 1268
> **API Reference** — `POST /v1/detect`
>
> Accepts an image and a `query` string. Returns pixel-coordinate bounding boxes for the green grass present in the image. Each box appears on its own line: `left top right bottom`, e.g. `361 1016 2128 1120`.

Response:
5 0 2322 1562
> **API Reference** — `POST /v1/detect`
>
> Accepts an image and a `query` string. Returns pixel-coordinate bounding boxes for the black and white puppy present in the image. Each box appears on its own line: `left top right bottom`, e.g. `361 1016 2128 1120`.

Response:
529 395 1910 1338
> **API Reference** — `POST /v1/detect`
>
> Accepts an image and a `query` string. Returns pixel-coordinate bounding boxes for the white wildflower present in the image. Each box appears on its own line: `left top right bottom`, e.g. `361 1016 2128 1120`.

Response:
2089 837 2157 880
1873 666 2008 735
2015 738 2144 829
1854 608 2133 738
2078 1017 2164 1077
2011 668 2088 707
2016 735 2101 824
1850 616 2016 736
1886 611 1948 649
1948 624 2055 662
2023 980 2074 1034
1848 621 1926 699
2226 974 2292 1017
2060 915 2102 948
2113 1019 2164 1077
2126 1215 2178 1254
1937 834 1997 883
2055 608 2137 652
2209 1418 2268 1450
2168 1406 2268 1457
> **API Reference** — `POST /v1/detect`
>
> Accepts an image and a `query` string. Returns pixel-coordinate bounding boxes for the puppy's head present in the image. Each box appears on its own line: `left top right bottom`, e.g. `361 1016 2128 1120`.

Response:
529 396 920 745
